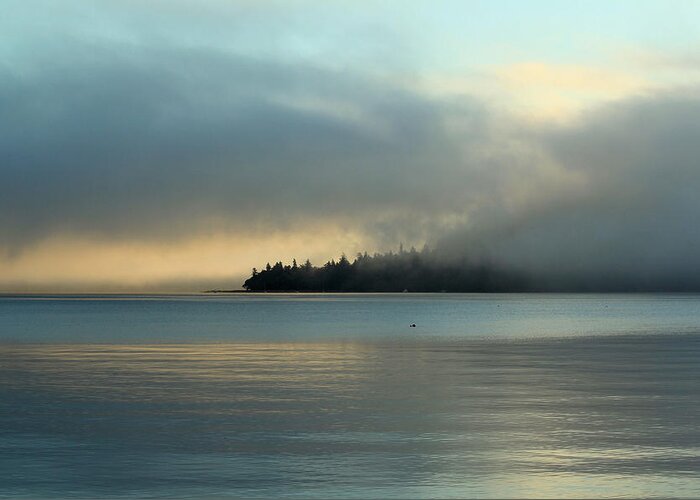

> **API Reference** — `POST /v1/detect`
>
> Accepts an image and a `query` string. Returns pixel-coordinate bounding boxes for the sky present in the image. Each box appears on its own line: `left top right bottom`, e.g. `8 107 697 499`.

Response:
2 0 700 292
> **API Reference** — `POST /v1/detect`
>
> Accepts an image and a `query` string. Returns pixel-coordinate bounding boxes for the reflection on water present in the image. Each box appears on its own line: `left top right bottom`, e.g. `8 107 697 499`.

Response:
2 336 700 498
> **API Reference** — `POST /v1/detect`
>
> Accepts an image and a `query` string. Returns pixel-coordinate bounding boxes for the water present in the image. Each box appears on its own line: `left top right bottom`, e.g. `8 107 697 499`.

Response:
4 293 700 342
1 294 700 498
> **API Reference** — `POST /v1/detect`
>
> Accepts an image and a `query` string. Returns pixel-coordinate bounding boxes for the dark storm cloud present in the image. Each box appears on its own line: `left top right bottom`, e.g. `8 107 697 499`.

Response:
0 38 496 252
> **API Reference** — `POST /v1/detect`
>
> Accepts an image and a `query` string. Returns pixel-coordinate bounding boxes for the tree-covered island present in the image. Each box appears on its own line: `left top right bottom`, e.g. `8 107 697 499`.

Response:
242 246 529 292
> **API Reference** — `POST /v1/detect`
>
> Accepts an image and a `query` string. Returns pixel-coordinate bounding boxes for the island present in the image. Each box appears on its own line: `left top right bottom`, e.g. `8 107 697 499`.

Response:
241 246 528 292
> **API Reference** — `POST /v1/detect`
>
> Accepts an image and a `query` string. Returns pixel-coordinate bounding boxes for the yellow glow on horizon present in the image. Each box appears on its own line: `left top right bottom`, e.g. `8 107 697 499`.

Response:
0 225 371 293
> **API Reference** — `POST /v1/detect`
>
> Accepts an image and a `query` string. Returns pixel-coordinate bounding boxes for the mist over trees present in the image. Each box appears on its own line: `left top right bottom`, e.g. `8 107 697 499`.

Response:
242 246 529 292
242 243 700 292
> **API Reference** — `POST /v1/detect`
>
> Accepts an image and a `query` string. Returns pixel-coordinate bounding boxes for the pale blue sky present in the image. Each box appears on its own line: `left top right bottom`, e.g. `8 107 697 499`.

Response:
5 0 700 69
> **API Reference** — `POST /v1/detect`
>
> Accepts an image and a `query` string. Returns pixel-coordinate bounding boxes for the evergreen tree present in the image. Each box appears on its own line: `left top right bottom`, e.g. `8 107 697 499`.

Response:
241 246 529 292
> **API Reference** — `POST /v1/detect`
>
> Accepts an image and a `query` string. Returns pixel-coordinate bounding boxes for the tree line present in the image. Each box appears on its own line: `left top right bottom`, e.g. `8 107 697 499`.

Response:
242 245 529 292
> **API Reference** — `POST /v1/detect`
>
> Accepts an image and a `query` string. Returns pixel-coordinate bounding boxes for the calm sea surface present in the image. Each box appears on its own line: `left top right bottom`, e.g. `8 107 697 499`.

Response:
1 293 700 498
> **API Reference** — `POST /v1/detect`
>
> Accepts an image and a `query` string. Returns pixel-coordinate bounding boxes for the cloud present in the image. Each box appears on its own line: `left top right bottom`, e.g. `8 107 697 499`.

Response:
0 37 494 253
491 62 650 121
2 2 700 291
496 62 644 94
437 88 700 290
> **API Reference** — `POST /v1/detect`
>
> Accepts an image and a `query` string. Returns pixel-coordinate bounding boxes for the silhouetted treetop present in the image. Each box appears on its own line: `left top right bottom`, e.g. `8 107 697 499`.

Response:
242 246 529 292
